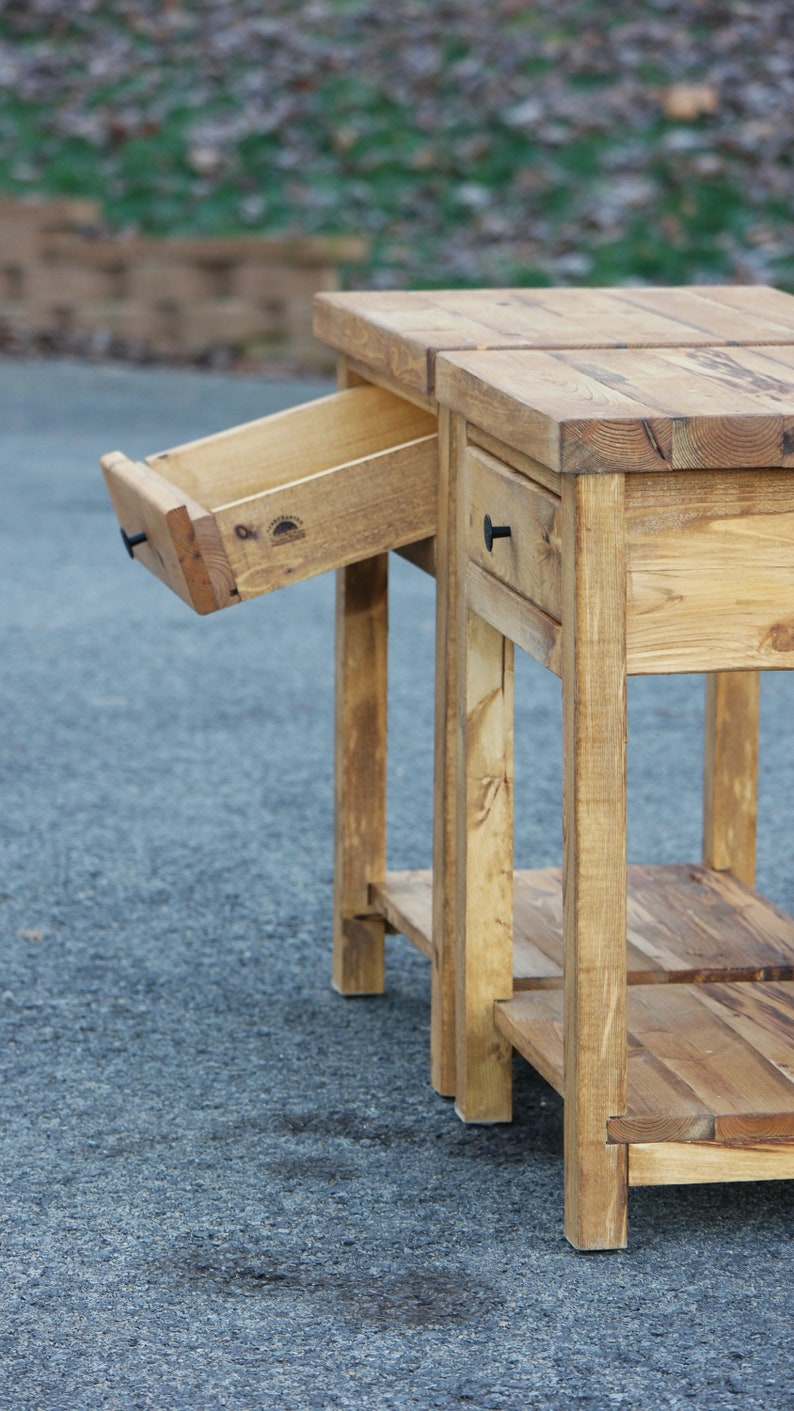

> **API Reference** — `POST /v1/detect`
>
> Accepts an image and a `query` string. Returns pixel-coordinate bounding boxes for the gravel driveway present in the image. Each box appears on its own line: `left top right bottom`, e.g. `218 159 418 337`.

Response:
1 359 792 1410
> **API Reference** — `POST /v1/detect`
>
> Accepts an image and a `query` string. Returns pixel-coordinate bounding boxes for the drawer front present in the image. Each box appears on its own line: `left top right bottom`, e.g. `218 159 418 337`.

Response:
464 444 562 620
101 452 237 615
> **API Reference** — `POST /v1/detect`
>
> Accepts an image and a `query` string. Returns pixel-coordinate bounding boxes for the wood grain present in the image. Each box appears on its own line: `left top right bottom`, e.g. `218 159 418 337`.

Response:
626 469 794 672
437 344 794 474
101 451 237 614
331 364 390 996
629 1140 794 1185
430 408 463 1096
314 286 794 393
467 427 563 497
466 564 562 677
374 864 794 987
394 537 436 576
561 472 629 1250
463 447 562 620
339 354 437 414
437 349 667 473
496 981 794 1148
703 672 759 885
370 871 433 960
147 384 436 507
215 431 438 600
455 609 515 1123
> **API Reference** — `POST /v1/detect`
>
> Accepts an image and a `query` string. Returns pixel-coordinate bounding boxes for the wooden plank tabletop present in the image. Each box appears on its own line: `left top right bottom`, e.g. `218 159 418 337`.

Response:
313 286 794 394
436 344 794 471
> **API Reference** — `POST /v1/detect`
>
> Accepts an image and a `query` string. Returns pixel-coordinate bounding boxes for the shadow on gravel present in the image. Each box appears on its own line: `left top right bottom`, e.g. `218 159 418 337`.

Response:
168 1243 492 1330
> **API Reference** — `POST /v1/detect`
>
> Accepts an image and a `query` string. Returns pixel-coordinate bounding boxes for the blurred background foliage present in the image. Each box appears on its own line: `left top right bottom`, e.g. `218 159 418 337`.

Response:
0 0 792 289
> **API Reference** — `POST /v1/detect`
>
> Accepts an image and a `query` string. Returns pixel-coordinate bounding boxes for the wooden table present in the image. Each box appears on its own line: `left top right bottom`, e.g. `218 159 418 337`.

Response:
315 286 794 1102
103 286 794 1248
437 340 794 1248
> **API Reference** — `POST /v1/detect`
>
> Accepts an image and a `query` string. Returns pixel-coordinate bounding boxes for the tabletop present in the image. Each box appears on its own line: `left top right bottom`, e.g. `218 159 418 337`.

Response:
436 343 794 472
313 285 794 395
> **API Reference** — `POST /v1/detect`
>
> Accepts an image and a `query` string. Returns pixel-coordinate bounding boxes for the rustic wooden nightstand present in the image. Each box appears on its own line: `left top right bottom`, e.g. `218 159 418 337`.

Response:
104 280 794 1185
436 341 794 1248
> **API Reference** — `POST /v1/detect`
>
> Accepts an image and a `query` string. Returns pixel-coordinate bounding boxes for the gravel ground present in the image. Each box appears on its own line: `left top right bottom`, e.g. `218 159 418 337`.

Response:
1 360 792 1410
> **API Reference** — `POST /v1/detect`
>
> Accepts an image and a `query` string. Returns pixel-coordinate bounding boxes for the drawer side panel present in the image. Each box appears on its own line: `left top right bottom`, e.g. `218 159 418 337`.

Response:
215 434 438 598
626 470 794 672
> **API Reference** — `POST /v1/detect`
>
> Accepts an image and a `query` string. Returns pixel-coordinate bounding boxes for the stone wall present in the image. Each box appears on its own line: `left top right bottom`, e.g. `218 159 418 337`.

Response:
0 199 365 365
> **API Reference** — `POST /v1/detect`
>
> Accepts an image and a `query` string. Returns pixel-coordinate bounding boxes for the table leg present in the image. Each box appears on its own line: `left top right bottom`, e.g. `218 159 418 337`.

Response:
454 606 515 1123
332 554 388 994
703 671 759 888
431 408 462 1096
562 473 628 1251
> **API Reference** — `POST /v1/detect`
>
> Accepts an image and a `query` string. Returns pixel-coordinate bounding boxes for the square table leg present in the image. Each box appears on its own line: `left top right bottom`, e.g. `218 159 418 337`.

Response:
703 671 759 888
332 554 388 994
454 606 515 1123
561 473 629 1251
430 408 462 1095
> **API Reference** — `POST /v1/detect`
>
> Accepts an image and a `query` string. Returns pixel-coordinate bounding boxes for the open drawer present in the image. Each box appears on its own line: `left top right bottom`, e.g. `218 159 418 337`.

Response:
101 385 438 614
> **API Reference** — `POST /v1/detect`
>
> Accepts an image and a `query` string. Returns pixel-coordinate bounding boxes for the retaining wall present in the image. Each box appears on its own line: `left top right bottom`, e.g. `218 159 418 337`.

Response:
0 199 365 365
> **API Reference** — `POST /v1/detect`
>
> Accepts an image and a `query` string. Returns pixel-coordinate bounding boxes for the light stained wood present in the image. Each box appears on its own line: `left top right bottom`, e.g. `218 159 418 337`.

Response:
455 609 515 1122
615 982 794 1145
215 431 437 600
101 451 237 614
629 1140 794 1185
430 409 463 1096
497 981 794 1148
694 981 794 1089
437 350 670 472
703 673 759 886
437 344 794 474
371 872 433 961
331 479 388 996
314 286 794 393
626 469 794 672
394 537 436 576
374 864 794 988
463 447 562 620
466 427 562 497
562 472 628 1250
514 864 794 987
103 384 438 611
340 355 437 413
147 384 436 507
466 564 562 676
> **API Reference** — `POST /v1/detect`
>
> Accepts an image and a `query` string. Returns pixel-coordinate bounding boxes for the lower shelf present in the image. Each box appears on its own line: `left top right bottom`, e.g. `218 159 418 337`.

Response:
373 864 794 986
496 980 794 1148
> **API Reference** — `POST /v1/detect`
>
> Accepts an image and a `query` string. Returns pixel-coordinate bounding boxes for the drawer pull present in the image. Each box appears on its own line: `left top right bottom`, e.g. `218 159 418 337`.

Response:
483 514 511 553
120 527 148 558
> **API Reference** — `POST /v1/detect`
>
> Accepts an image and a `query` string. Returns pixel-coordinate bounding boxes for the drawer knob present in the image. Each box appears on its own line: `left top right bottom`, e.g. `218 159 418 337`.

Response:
120 527 148 558
483 514 511 553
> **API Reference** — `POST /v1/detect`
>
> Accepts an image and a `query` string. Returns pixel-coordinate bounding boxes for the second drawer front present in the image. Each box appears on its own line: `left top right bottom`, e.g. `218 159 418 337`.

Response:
464 444 562 620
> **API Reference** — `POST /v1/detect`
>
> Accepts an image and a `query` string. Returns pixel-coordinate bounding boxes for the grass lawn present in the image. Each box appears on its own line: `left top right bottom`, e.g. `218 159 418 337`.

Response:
0 1 791 289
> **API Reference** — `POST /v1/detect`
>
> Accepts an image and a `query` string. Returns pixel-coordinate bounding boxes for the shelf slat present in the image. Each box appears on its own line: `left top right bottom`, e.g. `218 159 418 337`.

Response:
375 864 794 987
371 871 433 960
495 981 794 1146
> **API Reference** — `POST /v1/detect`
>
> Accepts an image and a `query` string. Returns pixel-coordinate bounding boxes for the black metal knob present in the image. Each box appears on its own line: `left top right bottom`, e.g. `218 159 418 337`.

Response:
120 527 148 558
483 515 511 553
